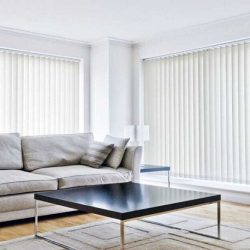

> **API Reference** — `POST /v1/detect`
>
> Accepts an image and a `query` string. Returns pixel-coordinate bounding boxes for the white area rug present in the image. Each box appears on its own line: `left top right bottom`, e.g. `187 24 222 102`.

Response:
1 214 250 250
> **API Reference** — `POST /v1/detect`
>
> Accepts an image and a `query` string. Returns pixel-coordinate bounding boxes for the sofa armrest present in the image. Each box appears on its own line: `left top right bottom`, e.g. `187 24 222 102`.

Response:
121 146 142 182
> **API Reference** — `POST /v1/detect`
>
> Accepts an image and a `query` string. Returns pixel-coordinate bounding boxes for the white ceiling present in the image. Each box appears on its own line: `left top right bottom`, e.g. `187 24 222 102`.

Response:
0 0 250 43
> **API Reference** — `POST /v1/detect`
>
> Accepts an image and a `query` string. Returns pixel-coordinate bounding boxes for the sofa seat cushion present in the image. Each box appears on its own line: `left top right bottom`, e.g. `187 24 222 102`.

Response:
0 170 58 196
33 165 132 189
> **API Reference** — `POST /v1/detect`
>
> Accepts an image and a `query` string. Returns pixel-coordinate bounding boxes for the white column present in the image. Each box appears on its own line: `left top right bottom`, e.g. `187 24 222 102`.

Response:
90 39 133 140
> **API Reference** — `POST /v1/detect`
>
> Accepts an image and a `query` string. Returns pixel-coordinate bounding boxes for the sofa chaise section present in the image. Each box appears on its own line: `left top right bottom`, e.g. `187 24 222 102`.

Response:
0 194 74 223
0 193 54 214
0 133 62 223
0 170 57 196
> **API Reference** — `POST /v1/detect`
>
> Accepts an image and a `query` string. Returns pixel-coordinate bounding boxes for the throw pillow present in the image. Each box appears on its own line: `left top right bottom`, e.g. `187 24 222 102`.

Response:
80 141 114 168
104 135 129 168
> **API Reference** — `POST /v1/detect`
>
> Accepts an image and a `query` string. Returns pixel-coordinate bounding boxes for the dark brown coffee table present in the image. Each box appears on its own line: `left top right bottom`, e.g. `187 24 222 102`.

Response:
34 182 221 250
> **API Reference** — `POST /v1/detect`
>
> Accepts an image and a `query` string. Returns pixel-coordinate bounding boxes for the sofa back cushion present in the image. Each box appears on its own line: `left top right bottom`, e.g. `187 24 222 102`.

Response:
0 133 23 170
22 133 93 171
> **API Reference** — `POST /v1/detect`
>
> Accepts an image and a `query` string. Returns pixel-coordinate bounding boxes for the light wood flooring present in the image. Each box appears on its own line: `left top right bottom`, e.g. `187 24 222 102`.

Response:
0 201 249 241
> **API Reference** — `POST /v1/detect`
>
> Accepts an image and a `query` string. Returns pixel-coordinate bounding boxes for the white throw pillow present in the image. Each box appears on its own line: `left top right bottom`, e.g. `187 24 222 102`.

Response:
104 135 129 168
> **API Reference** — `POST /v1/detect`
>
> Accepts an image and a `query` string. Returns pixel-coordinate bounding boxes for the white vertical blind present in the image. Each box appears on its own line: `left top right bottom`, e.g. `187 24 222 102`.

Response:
0 49 82 135
144 41 250 184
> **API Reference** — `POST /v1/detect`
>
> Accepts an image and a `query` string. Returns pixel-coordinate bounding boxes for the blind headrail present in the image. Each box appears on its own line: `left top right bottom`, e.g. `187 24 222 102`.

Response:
0 46 81 62
143 37 250 61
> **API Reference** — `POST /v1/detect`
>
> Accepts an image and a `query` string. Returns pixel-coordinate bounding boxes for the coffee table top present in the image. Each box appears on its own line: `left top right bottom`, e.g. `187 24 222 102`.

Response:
35 182 220 220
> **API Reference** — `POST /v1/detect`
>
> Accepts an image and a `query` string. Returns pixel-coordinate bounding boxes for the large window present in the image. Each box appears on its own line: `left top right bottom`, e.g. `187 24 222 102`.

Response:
0 49 83 135
144 41 250 184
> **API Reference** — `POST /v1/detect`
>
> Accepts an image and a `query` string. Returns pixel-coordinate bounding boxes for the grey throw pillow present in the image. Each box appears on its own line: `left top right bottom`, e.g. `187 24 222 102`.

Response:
80 142 114 168
104 135 129 168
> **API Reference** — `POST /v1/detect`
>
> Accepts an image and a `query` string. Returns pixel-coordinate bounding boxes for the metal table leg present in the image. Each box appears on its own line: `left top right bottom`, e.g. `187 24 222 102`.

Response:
34 200 39 236
141 201 221 240
168 171 170 188
120 221 125 250
34 199 75 250
217 200 221 239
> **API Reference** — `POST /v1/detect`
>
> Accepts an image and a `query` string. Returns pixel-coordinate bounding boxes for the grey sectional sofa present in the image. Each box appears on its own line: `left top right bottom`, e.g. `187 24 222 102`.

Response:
0 133 142 223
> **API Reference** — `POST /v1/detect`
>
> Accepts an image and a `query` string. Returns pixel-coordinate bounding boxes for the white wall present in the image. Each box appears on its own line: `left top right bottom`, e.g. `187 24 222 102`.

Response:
137 14 250 59
132 44 143 125
90 40 110 140
90 39 133 140
0 29 91 131
109 40 132 137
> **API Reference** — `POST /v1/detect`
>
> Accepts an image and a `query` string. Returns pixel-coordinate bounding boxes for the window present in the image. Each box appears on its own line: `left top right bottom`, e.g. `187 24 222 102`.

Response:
143 41 250 184
0 49 83 135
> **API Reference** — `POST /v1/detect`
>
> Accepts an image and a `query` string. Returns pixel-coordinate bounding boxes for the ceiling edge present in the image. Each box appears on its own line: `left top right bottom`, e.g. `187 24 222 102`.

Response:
0 25 91 46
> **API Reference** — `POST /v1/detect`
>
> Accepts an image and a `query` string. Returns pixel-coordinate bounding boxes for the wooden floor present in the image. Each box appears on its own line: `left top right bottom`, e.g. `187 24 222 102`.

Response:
0 201 249 241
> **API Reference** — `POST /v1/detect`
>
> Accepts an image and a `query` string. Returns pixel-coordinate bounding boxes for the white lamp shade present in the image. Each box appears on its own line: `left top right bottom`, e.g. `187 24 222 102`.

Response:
124 125 136 141
136 125 150 142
